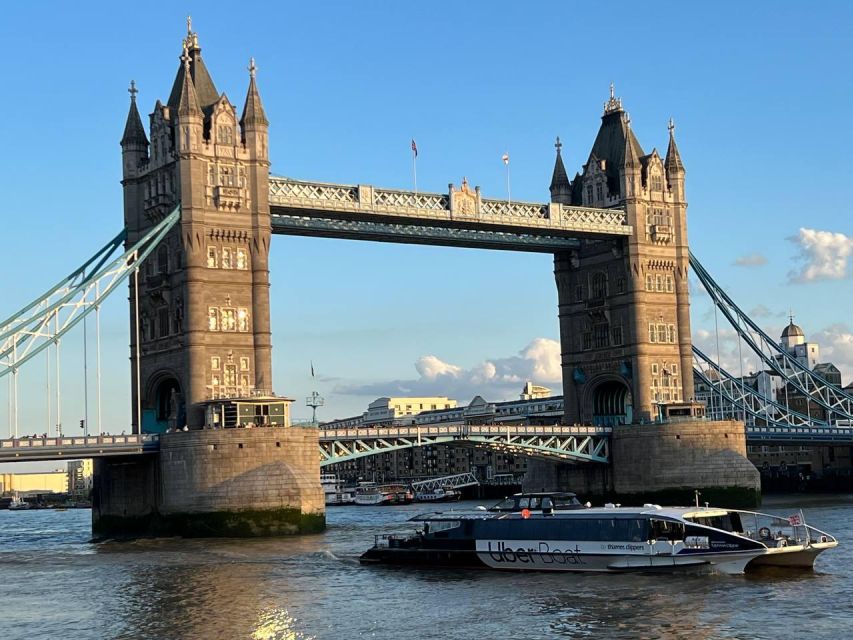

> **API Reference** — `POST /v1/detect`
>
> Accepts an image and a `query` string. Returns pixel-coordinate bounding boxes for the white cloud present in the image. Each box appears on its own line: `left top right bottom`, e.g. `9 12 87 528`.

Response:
733 253 768 267
415 355 461 380
788 228 853 283
334 338 562 402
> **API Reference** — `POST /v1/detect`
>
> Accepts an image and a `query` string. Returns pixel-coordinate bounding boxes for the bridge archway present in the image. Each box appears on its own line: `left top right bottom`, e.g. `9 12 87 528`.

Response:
587 377 632 427
144 373 183 433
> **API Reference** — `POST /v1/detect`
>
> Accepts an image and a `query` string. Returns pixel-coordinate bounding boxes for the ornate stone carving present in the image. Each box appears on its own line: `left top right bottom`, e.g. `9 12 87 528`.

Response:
451 177 479 218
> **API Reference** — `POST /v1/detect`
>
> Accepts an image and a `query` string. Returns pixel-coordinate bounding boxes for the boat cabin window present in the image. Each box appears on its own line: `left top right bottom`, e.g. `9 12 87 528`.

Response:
650 519 685 541
685 513 743 533
553 495 582 509
518 497 541 510
424 520 460 536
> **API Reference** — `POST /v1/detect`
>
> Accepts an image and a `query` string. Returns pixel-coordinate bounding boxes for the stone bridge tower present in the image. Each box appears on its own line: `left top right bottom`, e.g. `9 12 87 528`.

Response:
120 25 272 431
552 87 694 426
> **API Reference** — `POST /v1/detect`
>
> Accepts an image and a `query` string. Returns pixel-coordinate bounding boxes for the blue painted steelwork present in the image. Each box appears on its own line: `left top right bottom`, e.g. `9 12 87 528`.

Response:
317 424 611 466
690 251 853 422
0 208 180 378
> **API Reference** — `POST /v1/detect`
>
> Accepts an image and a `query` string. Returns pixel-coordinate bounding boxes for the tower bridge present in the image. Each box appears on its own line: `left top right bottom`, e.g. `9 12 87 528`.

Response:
2 26 852 535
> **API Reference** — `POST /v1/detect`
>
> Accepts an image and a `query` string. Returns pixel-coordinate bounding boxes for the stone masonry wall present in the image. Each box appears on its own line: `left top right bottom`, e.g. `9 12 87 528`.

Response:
93 427 324 537
611 419 760 506
158 427 324 515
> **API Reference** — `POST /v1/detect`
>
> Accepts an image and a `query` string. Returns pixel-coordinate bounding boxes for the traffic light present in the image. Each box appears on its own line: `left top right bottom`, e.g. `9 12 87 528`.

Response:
80 419 85 430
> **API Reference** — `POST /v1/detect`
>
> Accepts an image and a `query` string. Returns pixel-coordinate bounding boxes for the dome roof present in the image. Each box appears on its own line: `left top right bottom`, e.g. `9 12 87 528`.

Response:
782 321 804 339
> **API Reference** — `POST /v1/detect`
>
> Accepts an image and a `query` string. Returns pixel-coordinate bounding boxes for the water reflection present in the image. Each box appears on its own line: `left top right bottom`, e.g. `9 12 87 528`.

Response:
1 498 851 640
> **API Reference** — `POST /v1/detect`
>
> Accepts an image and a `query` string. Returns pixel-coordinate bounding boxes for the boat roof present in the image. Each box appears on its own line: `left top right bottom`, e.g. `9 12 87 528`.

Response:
409 505 741 522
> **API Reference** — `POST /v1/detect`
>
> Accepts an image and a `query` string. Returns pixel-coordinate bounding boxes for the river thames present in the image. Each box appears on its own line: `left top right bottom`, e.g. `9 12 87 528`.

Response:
1 494 850 639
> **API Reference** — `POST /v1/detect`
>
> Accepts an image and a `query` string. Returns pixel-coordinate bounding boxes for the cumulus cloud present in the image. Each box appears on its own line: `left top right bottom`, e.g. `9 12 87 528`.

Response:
733 253 768 267
334 338 563 402
788 228 853 283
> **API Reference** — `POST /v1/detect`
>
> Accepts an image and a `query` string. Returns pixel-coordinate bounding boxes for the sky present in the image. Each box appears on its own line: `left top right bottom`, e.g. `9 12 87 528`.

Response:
1 0 852 467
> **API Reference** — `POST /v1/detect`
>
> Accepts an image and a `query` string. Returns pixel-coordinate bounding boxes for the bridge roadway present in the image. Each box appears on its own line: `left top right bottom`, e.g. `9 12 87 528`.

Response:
1 422 850 465
268 177 632 252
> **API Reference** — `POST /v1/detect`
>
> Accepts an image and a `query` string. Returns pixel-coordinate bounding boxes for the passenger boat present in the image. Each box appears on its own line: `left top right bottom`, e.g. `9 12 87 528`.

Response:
415 487 462 503
360 492 838 574
354 483 414 506
322 474 356 506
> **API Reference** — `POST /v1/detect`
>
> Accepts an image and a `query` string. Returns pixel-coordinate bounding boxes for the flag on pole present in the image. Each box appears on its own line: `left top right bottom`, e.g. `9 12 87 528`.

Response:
502 152 509 165
787 513 802 526
411 139 418 157
310 361 315 378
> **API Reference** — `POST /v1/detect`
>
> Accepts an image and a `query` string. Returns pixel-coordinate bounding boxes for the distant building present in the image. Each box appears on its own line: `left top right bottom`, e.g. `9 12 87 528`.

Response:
323 396 457 429
0 470 68 495
520 382 552 400
695 319 849 425
322 383 562 483
67 460 93 498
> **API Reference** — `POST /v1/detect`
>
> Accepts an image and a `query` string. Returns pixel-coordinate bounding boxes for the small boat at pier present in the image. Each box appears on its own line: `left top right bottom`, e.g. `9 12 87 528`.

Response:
8 495 31 511
360 492 838 574
415 487 462 503
321 474 356 506
354 483 414 506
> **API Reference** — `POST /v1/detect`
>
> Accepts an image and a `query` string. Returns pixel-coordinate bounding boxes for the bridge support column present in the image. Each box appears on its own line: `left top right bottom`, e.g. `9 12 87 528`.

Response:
93 428 324 537
611 420 760 508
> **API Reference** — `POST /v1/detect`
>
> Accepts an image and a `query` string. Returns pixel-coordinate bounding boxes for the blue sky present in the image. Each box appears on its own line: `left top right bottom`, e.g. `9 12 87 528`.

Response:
0 0 851 454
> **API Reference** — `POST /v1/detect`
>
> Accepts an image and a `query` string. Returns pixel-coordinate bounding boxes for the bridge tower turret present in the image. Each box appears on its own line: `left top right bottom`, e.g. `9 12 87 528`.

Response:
121 25 274 432
554 86 694 426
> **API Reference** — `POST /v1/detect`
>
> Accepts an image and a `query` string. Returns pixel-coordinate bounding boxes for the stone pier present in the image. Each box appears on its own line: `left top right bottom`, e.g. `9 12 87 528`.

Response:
93 427 324 538
524 419 760 508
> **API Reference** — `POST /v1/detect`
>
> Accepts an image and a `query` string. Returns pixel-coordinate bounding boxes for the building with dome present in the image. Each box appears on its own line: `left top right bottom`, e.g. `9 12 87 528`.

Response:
776 316 820 370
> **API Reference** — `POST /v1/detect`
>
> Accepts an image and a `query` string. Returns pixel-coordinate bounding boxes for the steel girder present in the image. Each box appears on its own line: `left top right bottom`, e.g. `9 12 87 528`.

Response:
0 208 180 378
318 425 611 465
693 345 827 428
690 251 853 422
270 212 581 253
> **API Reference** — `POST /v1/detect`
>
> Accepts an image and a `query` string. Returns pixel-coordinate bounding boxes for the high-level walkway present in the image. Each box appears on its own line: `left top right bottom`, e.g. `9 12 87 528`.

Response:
269 177 631 251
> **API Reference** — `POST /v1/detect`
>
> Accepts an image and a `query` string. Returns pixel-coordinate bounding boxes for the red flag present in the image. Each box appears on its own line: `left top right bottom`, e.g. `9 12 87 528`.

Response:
411 139 418 157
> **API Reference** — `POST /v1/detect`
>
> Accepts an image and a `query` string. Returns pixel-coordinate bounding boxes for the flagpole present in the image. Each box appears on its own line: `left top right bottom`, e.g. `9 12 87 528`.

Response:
506 161 511 205
411 139 419 197
502 152 510 205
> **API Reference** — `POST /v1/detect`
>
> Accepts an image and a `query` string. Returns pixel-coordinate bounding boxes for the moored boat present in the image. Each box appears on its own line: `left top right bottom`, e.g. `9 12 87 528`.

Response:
354 483 414 506
415 487 462 503
322 474 356 506
7 495 31 511
360 492 838 574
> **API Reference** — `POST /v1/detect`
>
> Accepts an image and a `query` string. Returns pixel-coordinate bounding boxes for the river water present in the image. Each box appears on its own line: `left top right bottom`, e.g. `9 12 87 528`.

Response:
0 494 850 640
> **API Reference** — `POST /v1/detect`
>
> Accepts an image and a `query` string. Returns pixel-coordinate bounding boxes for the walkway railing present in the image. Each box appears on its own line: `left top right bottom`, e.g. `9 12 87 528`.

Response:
269 177 631 238
0 433 160 462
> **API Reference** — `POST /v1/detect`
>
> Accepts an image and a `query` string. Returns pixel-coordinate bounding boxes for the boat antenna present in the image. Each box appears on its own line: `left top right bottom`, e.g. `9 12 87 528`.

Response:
694 489 701 508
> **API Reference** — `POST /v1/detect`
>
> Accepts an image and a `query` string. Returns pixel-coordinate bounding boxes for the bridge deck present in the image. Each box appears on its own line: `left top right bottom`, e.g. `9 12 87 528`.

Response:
1 423 849 464
269 178 631 250
0 434 159 463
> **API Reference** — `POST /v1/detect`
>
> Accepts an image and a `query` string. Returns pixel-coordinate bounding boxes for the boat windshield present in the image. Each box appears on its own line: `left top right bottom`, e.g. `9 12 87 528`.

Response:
489 493 581 512
684 512 743 533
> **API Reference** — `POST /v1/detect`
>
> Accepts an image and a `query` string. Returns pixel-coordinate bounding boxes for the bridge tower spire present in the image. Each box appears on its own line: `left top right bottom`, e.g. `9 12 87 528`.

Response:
549 136 572 204
554 86 694 425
